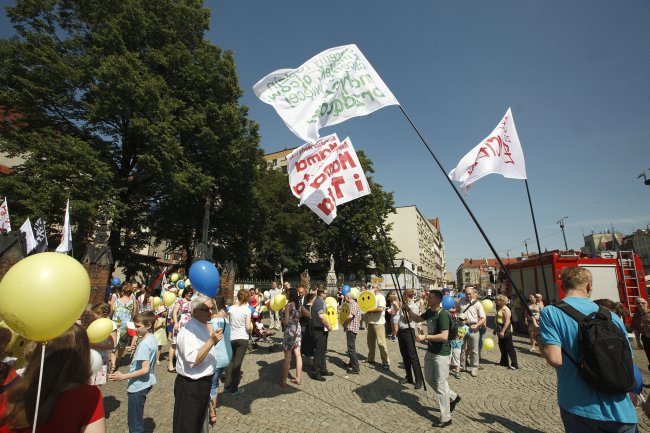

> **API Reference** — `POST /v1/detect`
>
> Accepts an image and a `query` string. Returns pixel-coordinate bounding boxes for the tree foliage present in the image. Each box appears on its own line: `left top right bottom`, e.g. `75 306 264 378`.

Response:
0 0 259 276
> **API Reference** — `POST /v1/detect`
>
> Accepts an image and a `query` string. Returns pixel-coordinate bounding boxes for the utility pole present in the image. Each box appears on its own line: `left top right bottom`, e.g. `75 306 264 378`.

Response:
556 216 569 250
523 238 530 256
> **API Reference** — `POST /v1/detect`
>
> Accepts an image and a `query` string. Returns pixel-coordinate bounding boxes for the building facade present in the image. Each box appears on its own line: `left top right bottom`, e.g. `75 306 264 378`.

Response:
623 228 650 274
385 205 446 289
581 230 624 256
455 258 518 292
262 148 296 172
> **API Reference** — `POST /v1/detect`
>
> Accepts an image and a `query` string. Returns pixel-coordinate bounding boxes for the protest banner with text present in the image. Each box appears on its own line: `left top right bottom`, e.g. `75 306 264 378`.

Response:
254 44 398 144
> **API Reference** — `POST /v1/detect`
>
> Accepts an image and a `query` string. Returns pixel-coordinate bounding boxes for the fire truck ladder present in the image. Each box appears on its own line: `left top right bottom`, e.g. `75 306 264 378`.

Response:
618 251 641 314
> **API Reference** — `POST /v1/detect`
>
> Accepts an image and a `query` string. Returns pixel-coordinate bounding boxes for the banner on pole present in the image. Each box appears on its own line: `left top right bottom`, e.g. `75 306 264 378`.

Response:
254 44 398 144
287 133 370 224
448 107 527 194
33 217 48 253
55 200 72 253
0 197 11 233
19 218 37 254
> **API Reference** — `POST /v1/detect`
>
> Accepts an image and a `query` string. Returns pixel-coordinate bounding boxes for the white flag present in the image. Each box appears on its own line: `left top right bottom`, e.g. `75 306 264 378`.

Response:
287 134 371 224
55 199 72 253
449 108 527 194
0 197 11 233
253 44 399 144
19 218 37 254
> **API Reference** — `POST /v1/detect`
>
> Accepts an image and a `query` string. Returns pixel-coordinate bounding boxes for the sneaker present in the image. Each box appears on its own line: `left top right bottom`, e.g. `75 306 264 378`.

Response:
230 388 245 396
432 419 452 428
312 375 326 381
508 365 519 370
382 363 390 370
346 368 360 375
398 378 414 385
414 382 423 390
470 370 478 377
449 395 461 412
478 365 485 370
452 371 461 379
322 371 334 376
364 360 376 365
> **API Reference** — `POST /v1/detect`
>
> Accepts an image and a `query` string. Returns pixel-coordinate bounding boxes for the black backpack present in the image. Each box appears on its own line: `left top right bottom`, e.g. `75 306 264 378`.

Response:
437 309 458 343
555 301 635 394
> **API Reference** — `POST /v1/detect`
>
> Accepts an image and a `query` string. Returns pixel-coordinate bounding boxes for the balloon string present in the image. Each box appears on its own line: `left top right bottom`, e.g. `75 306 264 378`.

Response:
32 343 46 433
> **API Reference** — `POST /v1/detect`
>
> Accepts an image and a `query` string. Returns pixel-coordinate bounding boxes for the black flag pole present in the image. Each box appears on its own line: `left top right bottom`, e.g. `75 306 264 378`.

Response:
524 179 551 303
372 201 427 392
397 105 533 316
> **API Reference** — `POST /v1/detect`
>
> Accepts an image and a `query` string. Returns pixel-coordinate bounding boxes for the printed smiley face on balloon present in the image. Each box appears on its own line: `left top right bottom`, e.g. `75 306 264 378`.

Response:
339 303 350 325
357 291 376 313
325 305 338 330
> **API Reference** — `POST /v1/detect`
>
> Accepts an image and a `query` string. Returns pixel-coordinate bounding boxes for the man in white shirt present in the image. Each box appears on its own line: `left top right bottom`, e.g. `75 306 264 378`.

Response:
365 284 390 369
173 295 223 433
458 287 486 377
269 281 282 330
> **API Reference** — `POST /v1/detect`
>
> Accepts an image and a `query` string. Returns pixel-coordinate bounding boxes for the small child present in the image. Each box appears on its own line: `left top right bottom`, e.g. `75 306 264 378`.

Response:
450 314 470 379
153 306 167 365
89 303 117 386
110 311 157 433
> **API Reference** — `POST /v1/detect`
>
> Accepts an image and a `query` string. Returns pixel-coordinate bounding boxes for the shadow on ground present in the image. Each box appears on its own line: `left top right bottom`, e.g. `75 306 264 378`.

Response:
103 395 121 419
354 375 433 420
470 412 547 433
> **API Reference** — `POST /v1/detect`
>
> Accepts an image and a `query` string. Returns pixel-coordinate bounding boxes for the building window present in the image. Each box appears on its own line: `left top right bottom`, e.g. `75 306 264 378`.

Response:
164 252 170 260
152 252 158 258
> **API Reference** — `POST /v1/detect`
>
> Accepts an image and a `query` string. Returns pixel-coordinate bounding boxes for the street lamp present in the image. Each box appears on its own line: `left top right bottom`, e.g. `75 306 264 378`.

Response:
275 266 288 286
523 238 530 256
556 216 569 250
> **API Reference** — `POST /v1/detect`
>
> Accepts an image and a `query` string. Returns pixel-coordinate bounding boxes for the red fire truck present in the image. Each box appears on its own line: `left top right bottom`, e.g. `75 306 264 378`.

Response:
500 250 647 328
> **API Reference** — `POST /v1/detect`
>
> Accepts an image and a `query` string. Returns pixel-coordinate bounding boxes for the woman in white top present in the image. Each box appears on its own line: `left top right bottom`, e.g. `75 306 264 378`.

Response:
223 289 252 395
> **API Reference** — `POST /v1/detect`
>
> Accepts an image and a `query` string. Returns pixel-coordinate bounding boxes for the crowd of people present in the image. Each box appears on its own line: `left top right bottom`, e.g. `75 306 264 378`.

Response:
0 267 649 432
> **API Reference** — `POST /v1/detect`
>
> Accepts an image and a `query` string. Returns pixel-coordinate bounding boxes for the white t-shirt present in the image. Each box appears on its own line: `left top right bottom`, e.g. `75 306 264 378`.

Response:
228 305 251 341
365 292 386 325
176 318 216 379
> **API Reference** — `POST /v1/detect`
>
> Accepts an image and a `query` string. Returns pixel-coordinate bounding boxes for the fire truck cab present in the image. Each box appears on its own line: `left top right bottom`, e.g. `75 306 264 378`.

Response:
500 250 647 329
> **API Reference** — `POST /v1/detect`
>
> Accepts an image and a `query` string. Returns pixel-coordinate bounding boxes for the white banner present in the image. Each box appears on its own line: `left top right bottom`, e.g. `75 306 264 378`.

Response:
287 134 370 224
19 218 36 254
55 199 72 253
449 108 527 194
253 44 399 144
0 197 11 233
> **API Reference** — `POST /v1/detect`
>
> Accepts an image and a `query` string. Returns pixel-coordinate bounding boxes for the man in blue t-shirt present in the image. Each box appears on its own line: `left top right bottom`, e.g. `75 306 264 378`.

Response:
539 266 637 433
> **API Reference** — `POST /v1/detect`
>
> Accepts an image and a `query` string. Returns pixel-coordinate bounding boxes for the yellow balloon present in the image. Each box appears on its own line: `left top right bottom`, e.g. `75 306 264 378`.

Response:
260 306 268 313
171 273 179 283
185 279 191 287
271 294 287 312
325 296 338 308
483 337 495 351
357 291 376 313
179 289 184 297
87 318 114 343
481 299 494 314
163 292 177 307
339 303 350 325
350 287 360 300
152 296 162 309
0 253 90 341
325 305 338 330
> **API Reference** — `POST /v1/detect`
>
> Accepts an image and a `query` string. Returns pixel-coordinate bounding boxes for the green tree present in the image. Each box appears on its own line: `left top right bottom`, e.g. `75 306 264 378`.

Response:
0 0 260 276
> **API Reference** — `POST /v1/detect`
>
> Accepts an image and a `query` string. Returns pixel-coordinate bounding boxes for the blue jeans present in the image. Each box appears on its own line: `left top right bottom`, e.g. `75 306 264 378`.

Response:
560 408 637 433
210 367 225 400
127 386 151 433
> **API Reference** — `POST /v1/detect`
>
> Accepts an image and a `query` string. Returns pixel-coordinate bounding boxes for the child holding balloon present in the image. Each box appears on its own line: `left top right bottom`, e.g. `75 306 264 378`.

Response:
110 311 158 433
89 303 117 386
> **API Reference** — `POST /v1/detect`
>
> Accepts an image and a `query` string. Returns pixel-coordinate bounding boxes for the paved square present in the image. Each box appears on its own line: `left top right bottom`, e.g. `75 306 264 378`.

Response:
102 322 650 432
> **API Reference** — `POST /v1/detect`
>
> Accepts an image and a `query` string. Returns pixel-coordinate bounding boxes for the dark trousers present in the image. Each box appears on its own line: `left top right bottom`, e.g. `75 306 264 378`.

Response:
498 334 518 368
642 335 650 368
224 339 248 392
312 327 328 375
127 386 151 433
397 328 423 384
346 331 359 371
173 374 211 433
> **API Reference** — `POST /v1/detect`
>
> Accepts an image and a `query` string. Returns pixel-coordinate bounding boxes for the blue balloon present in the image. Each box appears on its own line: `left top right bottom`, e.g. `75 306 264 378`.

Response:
633 364 643 394
341 284 351 296
188 260 220 298
111 277 121 286
457 292 466 300
442 295 455 310
177 280 185 290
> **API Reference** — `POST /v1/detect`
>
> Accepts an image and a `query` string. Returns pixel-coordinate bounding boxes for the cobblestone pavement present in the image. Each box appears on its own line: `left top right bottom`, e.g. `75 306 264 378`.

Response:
102 320 650 433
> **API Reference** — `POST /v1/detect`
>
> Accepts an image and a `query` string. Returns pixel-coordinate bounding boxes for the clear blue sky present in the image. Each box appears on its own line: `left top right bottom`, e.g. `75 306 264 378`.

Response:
2 1 650 277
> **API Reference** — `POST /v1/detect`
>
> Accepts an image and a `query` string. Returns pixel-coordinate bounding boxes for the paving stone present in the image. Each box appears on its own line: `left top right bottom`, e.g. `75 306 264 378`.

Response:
101 322 650 432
